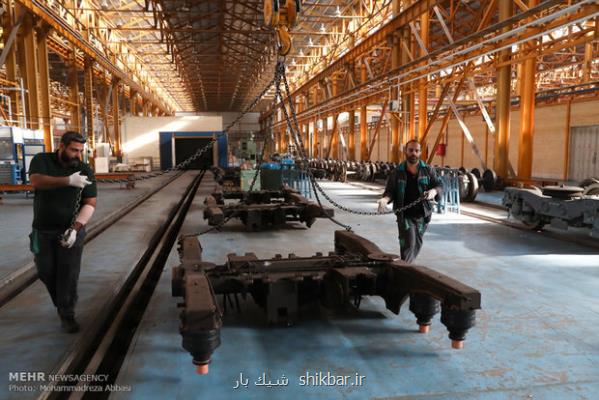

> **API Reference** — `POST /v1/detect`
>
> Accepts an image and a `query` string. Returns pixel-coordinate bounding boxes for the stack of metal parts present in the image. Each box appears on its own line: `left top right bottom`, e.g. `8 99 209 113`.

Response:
203 187 334 231
172 230 482 374
435 168 461 214
308 159 501 203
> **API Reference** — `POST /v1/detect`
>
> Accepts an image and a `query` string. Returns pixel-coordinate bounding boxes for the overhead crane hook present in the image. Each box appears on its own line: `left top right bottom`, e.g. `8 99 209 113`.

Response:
263 0 301 56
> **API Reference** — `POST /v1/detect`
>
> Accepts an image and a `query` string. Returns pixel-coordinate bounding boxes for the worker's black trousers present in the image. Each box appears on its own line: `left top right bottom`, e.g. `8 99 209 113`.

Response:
33 228 86 319
397 216 428 263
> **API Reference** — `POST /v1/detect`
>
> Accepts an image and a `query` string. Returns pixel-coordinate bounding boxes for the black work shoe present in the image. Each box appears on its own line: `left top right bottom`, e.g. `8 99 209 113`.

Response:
60 317 80 333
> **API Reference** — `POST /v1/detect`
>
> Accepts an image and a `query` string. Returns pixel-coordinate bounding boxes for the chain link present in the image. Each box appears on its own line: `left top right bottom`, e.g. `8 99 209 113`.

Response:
194 68 283 236
63 70 280 240
274 61 427 230
59 187 84 242
95 74 278 185
84 60 426 239
273 63 351 230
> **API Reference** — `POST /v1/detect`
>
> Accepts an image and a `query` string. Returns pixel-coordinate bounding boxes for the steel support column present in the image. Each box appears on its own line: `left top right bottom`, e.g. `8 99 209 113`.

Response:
129 90 136 116
68 61 81 132
98 84 109 145
517 0 539 180
563 99 572 180
348 109 355 161
494 0 513 178
84 57 94 150
36 26 53 151
18 11 40 131
313 117 319 158
582 40 593 82
112 79 121 157
417 10 429 143
360 63 368 160
330 79 339 159
401 23 414 148
304 123 309 155
390 13 400 161
4 0 21 125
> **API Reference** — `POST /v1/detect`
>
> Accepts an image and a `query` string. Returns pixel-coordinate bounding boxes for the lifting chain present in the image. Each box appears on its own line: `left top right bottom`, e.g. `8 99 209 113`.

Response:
94 74 278 186
274 61 426 228
192 64 285 236
79 58 425 240
59 187 85 242
64 72 279 240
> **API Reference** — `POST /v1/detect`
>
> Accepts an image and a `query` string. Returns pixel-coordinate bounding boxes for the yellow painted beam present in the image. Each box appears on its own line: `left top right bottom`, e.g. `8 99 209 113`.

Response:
417 10 429 142
348 109 355 161
112 79 121 157
517 0 539 180
4 0 21 126
37 28 53 151
68 58 81 132
18 11 40 130
494 0 513 178
84 57 94 149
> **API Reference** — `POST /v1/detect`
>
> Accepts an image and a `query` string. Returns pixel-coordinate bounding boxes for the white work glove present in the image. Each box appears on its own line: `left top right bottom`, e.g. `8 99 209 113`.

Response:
377 197 390 213
424 189 438 201
68 172 92 189
59 228 77 248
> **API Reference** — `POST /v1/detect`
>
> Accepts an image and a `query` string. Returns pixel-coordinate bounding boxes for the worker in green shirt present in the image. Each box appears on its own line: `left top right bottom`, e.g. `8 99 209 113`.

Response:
28 132 97 333
377 140 443 263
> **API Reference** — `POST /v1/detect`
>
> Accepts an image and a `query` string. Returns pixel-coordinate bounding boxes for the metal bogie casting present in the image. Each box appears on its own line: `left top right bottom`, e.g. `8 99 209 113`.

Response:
503 186 599 236
172 231 481 372
172 237 221 375
203 187 333 230
409 293 441 333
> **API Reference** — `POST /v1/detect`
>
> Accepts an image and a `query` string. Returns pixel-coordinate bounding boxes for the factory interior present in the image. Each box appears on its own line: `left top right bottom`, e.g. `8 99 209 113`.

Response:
0 0 598 399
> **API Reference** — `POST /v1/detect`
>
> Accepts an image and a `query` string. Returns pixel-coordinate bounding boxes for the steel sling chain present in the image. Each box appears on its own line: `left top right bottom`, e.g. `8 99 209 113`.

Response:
63 73 280 241
194 66 284 236
273 62 353 230
275 61 426 227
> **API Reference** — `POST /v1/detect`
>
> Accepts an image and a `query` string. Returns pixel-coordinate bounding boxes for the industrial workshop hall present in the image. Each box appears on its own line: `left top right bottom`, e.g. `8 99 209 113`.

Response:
0 0 598 399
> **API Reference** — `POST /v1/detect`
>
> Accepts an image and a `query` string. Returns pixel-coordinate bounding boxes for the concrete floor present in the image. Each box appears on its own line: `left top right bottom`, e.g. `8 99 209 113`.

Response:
0 174 597 399
111 178 599 399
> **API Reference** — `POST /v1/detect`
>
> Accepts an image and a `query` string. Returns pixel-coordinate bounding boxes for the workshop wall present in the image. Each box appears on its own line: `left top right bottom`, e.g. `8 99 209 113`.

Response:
121 116 223 168
426 98 599 180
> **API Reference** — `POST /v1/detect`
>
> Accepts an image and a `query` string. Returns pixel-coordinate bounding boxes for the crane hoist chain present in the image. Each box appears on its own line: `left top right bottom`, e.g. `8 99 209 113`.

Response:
274 62 427 227
63 71 279 240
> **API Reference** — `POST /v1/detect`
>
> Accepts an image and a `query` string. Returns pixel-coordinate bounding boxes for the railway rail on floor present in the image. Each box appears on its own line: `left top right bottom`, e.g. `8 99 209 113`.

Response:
0 171 185 308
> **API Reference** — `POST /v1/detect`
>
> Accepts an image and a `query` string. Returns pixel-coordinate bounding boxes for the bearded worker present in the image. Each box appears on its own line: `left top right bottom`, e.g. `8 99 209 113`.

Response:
28 131 96 333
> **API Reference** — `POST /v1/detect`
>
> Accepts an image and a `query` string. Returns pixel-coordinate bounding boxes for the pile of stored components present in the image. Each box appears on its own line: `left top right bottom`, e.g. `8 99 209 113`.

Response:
172 230 481 374
308 158 501 203
309 159 395 183
503 183 599 237
456 167 500 202
203 187 333 230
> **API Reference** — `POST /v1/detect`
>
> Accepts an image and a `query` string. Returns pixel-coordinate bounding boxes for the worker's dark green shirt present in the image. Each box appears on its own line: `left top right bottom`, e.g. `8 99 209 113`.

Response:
28 152 97 230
